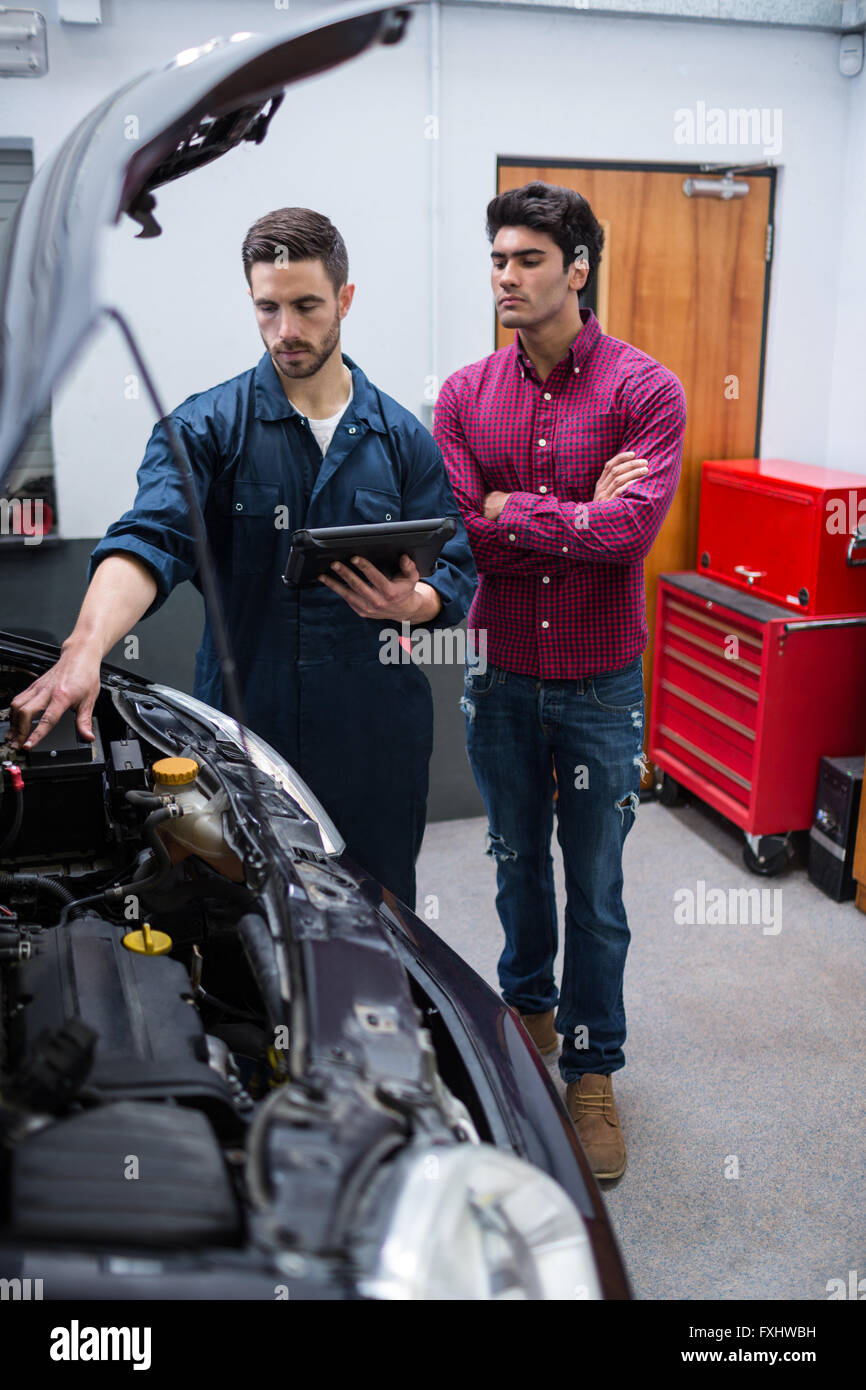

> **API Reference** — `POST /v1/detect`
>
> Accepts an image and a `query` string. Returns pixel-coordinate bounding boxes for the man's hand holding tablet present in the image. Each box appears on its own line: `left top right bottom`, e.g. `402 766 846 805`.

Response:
319 551 441 621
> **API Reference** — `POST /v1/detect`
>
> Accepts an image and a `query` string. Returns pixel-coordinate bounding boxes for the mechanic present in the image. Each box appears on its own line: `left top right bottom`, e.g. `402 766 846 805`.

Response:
10 207 476 911
433 182 686 1178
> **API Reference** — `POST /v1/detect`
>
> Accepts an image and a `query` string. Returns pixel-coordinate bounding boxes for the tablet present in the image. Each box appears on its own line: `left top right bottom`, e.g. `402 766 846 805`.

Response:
282 516 458 588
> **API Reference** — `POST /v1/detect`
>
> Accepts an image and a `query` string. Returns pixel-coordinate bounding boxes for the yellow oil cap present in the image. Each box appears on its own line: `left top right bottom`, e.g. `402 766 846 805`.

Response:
152 756 199 786
123 922 173 955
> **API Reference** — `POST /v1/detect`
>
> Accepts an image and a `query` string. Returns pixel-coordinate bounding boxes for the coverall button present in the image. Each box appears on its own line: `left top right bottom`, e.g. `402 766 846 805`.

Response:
235 502 244 511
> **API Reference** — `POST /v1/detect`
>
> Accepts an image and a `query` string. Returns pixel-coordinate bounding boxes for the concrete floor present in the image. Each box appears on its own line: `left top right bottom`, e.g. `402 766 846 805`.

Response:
416 793 866 1301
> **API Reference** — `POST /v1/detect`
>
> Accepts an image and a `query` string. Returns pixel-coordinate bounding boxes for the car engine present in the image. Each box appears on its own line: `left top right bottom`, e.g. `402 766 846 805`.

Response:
0 658 283 1253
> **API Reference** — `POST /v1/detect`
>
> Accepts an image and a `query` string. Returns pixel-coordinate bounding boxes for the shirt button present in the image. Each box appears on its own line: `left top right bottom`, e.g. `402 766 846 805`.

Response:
543 392 552 401
542 576 550 584
347 425 357 434
573 367 580 375
541 620 550 629
538 485 548 494
508 533 516 542
538 439 546 448
235 502 244 512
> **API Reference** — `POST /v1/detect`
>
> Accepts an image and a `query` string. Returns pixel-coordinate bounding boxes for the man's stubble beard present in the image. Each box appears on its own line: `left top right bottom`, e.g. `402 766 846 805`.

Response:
270 309 342 381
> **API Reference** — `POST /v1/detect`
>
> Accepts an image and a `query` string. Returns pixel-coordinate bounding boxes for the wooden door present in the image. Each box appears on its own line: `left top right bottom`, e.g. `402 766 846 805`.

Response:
496 159 775 786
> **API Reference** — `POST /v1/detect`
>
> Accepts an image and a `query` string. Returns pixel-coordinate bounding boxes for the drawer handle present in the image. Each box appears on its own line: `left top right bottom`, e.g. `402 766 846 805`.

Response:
667 598 761 650
847 528 866 568
660 680 756 740
658 725 752 791
666 623 763 676
733 564 768 585
662 644 760 702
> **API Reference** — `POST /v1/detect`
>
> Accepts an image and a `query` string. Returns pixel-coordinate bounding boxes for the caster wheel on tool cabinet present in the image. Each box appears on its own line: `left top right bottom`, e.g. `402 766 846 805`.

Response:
742 838 790 878
658 774 683 808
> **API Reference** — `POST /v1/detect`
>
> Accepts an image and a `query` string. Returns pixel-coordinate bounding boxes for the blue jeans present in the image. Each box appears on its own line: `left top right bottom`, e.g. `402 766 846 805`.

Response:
461 657 645 1082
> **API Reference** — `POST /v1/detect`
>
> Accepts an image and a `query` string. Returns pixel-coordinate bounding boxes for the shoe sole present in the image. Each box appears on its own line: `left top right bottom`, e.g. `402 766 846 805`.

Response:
592 1160 627 1180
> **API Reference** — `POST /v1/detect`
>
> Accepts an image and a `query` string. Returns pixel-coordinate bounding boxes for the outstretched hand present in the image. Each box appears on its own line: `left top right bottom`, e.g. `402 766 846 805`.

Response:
8 640 102 751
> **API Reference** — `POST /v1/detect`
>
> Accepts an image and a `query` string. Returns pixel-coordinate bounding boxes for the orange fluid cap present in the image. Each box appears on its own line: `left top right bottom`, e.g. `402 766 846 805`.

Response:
152 756 199 786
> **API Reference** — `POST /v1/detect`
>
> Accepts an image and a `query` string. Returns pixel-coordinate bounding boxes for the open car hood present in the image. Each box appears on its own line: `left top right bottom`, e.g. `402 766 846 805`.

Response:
0 1 412 487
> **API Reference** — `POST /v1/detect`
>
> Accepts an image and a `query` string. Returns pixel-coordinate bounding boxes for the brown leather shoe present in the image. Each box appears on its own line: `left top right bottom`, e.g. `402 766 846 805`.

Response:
566 1074 626 1179
518 1008 559 1056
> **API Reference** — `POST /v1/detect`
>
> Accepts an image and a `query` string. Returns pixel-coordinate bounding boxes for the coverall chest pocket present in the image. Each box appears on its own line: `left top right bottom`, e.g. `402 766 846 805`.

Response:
231 481 281 575
353 486 401 524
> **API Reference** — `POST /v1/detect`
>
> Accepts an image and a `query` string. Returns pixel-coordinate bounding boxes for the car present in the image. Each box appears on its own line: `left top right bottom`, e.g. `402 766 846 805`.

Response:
0 1 630 1301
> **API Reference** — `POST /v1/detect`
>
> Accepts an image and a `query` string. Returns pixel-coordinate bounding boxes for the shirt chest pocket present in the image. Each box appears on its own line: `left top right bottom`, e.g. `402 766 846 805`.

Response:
352 486 401 524
559 410 625 490
231 481 281 575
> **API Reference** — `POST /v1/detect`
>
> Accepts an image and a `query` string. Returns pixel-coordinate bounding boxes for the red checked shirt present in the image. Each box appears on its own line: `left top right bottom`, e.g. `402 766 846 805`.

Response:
433 307 687 678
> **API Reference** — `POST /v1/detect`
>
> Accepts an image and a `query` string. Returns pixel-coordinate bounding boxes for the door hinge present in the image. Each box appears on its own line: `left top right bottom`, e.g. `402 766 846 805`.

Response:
765 224 774 262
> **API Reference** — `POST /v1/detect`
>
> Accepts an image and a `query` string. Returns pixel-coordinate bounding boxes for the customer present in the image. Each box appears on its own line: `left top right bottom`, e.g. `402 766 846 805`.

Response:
433 181 686 1177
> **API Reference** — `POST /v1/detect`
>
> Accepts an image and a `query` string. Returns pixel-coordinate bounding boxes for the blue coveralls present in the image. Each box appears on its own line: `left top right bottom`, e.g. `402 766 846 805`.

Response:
89 351 477 908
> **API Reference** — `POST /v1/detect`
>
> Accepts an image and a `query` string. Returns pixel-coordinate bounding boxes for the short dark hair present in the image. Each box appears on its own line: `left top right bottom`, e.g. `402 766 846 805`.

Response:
486 181 604 292
241 207 349 294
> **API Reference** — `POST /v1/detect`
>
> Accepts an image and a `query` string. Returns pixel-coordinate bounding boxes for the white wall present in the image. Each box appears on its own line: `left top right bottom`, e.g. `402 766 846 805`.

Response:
0 0 862 539
827 38 866 474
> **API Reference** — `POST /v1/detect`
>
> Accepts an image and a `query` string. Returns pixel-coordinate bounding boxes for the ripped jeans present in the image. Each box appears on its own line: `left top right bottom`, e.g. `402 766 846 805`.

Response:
461 657 646 1081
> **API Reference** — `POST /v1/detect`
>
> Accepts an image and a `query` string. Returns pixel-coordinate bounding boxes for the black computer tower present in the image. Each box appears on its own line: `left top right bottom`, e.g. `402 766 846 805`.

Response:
808 754 864 902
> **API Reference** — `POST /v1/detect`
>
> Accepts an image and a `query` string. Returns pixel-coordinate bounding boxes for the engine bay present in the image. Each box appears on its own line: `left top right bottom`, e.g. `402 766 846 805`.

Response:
0 659 285 1251
0 652 486 1295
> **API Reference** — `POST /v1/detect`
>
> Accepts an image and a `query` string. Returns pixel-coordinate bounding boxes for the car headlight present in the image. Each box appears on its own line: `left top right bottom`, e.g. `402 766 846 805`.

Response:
359 1144 603 1301
148 685 344 854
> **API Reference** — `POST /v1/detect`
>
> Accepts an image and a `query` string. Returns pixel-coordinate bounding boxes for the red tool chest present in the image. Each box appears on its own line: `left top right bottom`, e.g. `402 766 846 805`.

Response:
648 572 866 840
697 458 866 616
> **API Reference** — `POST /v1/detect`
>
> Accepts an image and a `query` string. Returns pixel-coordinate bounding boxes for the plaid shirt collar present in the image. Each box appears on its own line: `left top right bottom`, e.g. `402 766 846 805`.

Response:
513 306 601 382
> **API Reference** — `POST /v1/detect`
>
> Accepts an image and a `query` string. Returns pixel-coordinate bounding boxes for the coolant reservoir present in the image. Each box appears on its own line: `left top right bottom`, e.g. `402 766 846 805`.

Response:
151 757 244 882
